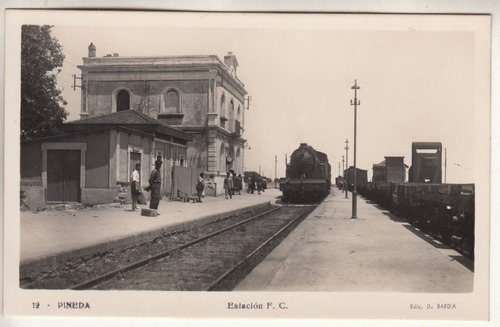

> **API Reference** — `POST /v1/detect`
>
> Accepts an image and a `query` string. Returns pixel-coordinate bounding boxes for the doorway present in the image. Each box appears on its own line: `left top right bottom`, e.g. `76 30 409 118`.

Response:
46 150 81 202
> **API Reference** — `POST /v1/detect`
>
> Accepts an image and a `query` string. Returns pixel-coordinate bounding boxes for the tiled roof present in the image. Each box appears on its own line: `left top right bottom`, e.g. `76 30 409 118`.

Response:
64 110 192 141
68 110 166 126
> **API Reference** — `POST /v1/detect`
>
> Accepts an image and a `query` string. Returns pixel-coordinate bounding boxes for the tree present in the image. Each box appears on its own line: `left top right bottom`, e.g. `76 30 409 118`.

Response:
21 25 68 141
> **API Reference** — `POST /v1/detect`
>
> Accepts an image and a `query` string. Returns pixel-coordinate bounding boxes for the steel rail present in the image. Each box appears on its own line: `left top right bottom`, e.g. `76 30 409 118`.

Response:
205 204 317 291
69 206 281 290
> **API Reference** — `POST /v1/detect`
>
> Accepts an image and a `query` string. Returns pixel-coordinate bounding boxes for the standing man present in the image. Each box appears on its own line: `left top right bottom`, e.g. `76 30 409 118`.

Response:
196 173 205 203
149 160 162 211
224 172 233 199
249 177 256 194
236 174 243 195
130 163 141 211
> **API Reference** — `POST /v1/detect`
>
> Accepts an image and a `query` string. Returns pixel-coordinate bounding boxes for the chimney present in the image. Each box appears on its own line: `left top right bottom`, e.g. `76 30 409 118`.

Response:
224 52 239 76
88 43 96 58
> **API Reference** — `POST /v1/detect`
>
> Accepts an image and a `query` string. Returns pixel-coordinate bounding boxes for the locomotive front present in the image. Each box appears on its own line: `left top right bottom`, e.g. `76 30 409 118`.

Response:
280 143 330 203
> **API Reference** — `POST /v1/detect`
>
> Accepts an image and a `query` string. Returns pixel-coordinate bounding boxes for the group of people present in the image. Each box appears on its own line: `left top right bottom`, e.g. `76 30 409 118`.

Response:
223 172 243 199
130 160 163 212
130 162 268 210
246 175 267 195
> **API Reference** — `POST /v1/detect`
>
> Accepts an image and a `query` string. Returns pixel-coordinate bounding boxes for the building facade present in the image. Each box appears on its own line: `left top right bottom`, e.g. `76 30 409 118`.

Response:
78 44 248 181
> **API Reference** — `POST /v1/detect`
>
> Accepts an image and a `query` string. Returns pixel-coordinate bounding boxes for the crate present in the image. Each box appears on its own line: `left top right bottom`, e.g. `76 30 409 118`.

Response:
141 208 157 217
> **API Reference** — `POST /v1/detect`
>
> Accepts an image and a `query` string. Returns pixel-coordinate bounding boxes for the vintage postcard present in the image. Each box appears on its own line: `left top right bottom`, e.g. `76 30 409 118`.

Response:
2 7 494 325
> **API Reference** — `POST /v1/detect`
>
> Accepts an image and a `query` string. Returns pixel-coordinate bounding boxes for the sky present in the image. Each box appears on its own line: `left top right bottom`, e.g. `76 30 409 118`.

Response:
49 12 488 183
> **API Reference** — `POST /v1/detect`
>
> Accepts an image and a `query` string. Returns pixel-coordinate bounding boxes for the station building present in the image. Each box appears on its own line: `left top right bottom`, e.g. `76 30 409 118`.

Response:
20 44 248 209
78 44 248 184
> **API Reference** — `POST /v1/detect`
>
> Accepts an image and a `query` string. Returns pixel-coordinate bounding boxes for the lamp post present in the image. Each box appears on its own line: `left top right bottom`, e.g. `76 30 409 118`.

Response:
342 155 345 190
344 139 349 199
350 80 360 219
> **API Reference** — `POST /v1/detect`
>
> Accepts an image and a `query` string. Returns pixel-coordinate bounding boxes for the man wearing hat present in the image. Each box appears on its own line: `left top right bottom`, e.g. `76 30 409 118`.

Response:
148 160 162 210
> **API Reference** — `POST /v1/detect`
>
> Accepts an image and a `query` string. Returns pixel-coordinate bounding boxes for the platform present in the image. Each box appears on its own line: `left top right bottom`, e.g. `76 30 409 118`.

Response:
235 187 474 293
20 189 280 268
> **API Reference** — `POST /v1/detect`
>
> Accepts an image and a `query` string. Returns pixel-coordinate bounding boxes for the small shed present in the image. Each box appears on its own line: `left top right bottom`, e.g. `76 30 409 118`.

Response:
21 110 193 210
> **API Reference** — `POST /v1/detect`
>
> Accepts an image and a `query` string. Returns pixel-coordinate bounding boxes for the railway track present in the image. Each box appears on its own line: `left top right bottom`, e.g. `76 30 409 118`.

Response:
70 205 316 291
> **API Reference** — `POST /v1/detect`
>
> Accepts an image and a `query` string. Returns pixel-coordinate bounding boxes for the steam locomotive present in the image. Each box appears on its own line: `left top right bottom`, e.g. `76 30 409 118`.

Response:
280 143 331 203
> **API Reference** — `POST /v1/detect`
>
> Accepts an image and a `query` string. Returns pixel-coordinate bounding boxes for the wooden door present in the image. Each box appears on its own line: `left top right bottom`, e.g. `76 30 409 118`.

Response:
130 152 141 184
47 150 81 202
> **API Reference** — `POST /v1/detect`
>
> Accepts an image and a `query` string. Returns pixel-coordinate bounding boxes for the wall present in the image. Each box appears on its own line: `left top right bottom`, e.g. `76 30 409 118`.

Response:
186 133 208 170
86 79 209 124
372 166 385 182
21 141 42 181
83 131 110 188
156 80 209 125
117 131 130 183
20 180 45 211
215 85 245 133
81 188 117 205
41 132 109 189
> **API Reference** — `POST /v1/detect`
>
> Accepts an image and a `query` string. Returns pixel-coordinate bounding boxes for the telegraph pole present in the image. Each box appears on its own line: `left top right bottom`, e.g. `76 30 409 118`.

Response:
444 147 447 183
350 80 361 219
344 139 349 199
245 96 252 110
275 155 278 188
342 155 345 189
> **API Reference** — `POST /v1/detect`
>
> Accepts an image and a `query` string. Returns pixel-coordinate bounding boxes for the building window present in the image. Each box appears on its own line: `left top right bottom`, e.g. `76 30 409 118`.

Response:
117 90 130 112
165 90 180 113
229 100 234 132
220 94 226 117
220 93 227 128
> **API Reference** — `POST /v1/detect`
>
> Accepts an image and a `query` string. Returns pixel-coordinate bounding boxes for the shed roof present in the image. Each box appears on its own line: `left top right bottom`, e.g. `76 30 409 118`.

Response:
373 160 386 168
62 110 193 142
